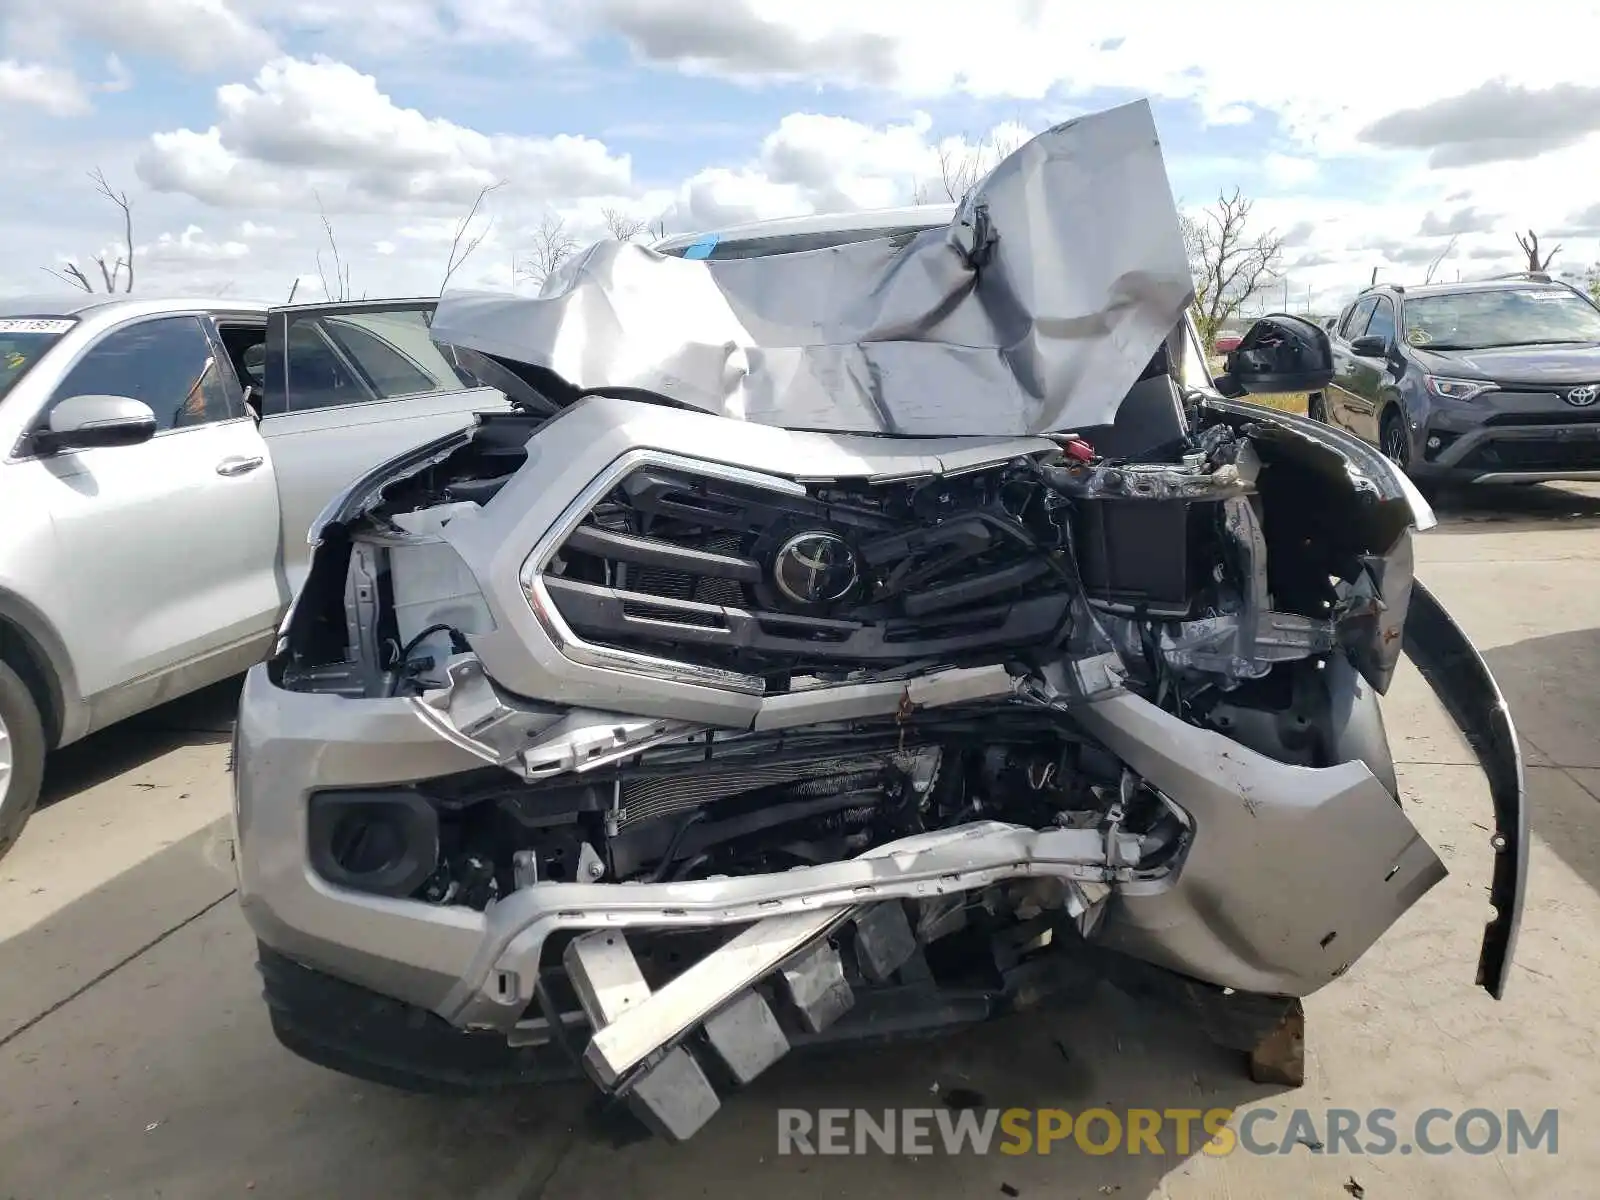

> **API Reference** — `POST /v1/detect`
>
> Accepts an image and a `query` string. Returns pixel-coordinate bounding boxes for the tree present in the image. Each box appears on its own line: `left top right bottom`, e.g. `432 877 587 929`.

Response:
42 168 135 293
1423 234 1459 284
313 192 354 301
439 180 506 292
912 130 1026 205
1515 229 1560 274
602 206 649 241
602 207 670 243
1184 187 1284 351
516 212 578 287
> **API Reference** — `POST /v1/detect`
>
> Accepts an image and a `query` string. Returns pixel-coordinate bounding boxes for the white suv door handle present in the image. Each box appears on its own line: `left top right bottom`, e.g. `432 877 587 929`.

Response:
216 455 265 477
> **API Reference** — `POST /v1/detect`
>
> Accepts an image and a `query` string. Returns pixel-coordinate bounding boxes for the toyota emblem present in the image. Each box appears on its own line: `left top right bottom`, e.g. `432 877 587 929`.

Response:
1566 384 1600 407
772 531 858 607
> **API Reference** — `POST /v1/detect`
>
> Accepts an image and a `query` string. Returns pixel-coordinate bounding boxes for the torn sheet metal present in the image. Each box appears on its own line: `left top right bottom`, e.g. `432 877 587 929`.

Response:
427 100 1194 437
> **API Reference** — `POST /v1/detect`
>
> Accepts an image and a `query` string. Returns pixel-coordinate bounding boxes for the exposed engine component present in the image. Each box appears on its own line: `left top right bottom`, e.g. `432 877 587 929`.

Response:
388 716 1186 909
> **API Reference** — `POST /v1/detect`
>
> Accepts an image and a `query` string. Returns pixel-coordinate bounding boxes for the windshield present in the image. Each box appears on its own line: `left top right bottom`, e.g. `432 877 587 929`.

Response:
1403 289 1600 350
661 223 943 260
0 317 75 402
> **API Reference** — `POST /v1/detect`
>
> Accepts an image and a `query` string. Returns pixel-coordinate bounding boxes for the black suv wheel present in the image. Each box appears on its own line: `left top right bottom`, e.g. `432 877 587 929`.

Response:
1380 409 1411 470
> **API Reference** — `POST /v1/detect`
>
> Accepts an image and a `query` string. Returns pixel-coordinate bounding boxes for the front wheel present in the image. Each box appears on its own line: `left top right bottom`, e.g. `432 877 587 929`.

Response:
1380 409 1412 471
0 659 48 863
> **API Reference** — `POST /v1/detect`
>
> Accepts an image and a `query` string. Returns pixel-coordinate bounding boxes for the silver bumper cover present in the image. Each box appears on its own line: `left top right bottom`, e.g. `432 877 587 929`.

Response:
234 660 1458 1035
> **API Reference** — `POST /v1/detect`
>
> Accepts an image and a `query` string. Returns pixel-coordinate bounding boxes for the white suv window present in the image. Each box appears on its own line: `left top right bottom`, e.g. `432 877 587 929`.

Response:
49 316 241 432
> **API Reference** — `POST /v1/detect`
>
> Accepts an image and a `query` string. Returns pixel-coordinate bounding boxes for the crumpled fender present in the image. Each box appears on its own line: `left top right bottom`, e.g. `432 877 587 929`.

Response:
1206 397 1525 999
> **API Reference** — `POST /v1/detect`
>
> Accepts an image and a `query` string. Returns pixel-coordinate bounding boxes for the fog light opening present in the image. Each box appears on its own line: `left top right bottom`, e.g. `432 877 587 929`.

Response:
329 812 408 877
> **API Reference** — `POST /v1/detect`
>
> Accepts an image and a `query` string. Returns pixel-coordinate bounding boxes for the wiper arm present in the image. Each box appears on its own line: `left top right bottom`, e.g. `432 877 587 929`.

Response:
1477 339 1593 348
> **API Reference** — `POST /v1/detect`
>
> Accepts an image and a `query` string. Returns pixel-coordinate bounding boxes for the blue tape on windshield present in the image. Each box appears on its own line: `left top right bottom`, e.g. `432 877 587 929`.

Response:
682 234 719 260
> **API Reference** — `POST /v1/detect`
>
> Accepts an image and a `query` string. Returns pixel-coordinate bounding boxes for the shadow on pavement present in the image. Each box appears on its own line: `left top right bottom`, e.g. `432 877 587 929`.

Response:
532 1001 1289 1198
1426 481 1600 534
0 874 1294 1199
38 675 242 811
1482 627 1600 896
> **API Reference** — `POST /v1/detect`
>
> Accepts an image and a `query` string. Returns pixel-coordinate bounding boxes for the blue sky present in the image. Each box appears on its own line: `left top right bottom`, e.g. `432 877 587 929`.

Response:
3 0 1598 307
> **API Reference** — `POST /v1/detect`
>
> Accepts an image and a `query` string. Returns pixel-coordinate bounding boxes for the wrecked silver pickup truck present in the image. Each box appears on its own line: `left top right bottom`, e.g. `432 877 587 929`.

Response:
232 99 1525 1142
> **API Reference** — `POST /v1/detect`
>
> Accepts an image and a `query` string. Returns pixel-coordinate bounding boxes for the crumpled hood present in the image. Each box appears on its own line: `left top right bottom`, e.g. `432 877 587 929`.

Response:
427 99 1195 437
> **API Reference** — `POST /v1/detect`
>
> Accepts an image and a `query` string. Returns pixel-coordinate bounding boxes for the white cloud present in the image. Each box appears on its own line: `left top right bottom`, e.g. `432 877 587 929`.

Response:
238 220 290 239
673 110 1029 228
135 56 633 210
142 225 251 263
0 59 91 116
2 0 275 71
1262 155 1318 189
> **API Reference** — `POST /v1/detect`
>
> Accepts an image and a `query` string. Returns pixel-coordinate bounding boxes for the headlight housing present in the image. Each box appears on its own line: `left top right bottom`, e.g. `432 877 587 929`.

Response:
1424 376 1497 403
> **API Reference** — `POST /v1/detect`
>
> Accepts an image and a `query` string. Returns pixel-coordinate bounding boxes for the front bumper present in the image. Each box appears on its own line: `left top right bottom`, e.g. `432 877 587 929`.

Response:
233 627 1520 1040
1413 409 1600 483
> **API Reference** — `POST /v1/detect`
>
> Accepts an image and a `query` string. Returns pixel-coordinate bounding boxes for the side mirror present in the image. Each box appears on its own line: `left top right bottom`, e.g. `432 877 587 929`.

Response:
1348 334 1389 359
1215 313 1335 398
35 394 158 455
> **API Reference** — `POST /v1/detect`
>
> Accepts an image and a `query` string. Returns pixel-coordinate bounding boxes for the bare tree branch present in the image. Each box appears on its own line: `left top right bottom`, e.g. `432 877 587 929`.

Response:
440 180 507 293
41 263 94 292
602 206 650 242
911 129 1028 206
88 168 134 293
517 212 579 288
287 278 300 304
313 191 354 301
1423 234 1458 285
1515 229 1561 273
1184 187 1284 350
40 168 136 293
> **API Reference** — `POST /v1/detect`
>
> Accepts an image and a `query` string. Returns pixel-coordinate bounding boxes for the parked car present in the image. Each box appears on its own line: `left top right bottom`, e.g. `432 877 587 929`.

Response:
0 296 509 858
234 100 1524 1148
1306 274 1600 485
1212 331 1243 354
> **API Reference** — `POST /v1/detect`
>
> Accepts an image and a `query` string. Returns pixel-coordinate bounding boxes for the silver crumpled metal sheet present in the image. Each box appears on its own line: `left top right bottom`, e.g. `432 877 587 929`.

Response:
427 98 1195 437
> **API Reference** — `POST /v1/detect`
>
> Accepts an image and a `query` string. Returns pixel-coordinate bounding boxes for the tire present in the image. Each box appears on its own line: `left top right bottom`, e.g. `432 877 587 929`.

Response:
0 658 48 863
1306 392 1328 423
1379 408 1412 472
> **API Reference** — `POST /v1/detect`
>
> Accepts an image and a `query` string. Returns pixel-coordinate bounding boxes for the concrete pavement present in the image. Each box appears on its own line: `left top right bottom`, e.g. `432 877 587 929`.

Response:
3 484 1600 1199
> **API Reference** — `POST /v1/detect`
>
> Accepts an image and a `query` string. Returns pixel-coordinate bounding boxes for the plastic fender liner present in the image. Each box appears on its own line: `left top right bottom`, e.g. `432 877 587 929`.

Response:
1401 578 1527 999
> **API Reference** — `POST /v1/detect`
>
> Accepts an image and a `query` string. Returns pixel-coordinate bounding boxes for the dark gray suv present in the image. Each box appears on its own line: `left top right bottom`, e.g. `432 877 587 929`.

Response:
1309 274 1600 486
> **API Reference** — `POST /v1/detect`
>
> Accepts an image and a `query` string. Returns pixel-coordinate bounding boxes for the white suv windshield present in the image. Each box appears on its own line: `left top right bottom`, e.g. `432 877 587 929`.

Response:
0 317 75 403
661 224 943 260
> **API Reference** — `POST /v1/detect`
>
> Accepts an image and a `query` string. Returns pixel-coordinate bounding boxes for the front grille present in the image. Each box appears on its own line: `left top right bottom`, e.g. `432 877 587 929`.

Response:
539 460 1072 685
1483 410 1600 427
1461 438 1600 471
